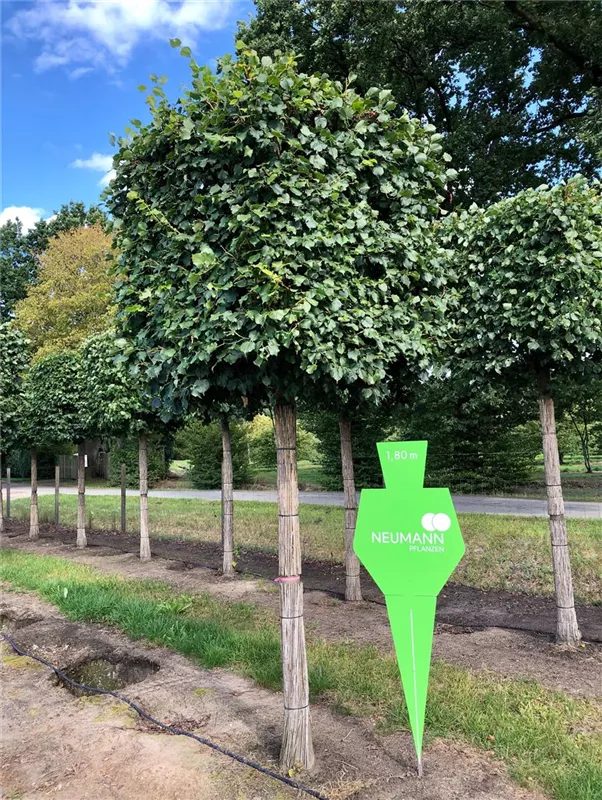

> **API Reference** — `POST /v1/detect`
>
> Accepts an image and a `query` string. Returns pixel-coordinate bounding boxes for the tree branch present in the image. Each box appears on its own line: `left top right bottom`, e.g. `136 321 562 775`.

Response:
503 1 602 86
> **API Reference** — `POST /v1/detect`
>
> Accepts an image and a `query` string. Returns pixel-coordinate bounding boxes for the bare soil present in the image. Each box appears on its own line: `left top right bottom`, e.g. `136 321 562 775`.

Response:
4 518 602 642
0 592 548 800
2 524 602 700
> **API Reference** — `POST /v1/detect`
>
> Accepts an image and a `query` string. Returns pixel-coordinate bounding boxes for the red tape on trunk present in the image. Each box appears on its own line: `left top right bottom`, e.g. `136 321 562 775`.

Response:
273 576 300 583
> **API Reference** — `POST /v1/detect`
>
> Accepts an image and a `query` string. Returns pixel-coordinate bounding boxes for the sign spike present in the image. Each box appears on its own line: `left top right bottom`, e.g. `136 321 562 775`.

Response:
354 441 465 776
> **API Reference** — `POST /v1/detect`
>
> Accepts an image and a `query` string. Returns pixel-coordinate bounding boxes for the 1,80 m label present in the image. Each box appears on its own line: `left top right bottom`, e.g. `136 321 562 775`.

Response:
386 450 418 461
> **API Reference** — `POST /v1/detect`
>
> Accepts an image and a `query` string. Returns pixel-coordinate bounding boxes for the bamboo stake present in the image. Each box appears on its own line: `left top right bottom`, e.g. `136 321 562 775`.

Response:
54 465 60 525
538 384 581 644
139 434 151 560
0 453 4 533
274 402 314 770
76 442 87 548
6 466 11 519
120 462 127 534
221 416 235 576
29 447 39 540
339 414 363 602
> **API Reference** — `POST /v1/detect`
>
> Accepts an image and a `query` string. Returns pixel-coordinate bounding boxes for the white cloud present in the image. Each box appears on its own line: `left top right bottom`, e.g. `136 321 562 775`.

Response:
71 152 115 187
69 66 94 81
0 206 47 233
99 169 117 188
7 1 237 75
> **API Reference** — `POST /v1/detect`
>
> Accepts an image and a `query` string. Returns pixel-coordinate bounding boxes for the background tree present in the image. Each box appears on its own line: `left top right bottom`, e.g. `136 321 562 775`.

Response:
239 0 602 205
449 177 602 645
0 323 29 530
0 202 107 320
21 351 87 544
554 377 602 474
177 418 251 489
105 46 451 768
14 225 114 358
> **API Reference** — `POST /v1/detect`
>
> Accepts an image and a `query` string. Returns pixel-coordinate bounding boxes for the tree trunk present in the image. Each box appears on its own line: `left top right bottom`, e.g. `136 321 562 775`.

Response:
274 402 314 771
54 465 60 525
77 442 87 548
538 387 581 644
0 453 4 533
339 414 363 602
120 462 127 534
221 416 235 576
139 434 151 560
30 448 39 540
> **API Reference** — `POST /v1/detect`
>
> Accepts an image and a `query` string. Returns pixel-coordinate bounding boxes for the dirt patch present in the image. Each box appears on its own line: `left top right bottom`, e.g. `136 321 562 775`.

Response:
1 591 546 800
3 530 602 700
5 519 602 642
60 655 159 696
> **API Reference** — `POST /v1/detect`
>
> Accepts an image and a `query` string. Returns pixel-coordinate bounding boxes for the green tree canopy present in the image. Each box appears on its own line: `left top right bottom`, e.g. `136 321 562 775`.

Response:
20 350 87 449
238 0 602 205
449 177 602 382
106 46 454 416
0 323 30 455
80 331 152 438
0 202 107 321
14 225 115 359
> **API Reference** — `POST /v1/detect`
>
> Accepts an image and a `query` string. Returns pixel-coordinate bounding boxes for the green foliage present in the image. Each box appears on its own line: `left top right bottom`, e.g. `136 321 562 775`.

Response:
449 178 602 384
183 419 251 490
157 594 193 614
107 434 167 488
248 414 320 468
21 350 87 449
105 47 453 417
0 323 29 454
15 225 115 359
0 202 107 321
80 331 151 438
0 220 37 321
397 380 541 492
239 1 602 206
5 448 56 480
302 409 389 489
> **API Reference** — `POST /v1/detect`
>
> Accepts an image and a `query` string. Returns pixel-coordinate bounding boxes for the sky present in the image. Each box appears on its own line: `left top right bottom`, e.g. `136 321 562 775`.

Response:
1 0 256 231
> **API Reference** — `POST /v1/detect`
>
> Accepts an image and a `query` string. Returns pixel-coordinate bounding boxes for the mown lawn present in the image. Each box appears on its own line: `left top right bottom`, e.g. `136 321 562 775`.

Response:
9 495 602 603
1 550 601 800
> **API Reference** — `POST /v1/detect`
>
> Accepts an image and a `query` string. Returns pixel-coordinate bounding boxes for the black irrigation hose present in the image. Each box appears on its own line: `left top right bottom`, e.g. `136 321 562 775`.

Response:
1 632 330 800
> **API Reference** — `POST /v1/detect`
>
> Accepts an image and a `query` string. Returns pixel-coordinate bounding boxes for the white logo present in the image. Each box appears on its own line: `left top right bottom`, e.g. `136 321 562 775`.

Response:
421 513 451 533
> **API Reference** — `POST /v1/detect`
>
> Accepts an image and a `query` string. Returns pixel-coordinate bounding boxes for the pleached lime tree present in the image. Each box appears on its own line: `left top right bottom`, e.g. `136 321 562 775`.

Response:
449 177 602 644
0 323 29 531
21 351 87 544
105 45 453 769
81 331 163 561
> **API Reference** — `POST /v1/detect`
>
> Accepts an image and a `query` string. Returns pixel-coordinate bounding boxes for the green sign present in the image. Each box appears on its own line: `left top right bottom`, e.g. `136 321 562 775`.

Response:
354 441 465 776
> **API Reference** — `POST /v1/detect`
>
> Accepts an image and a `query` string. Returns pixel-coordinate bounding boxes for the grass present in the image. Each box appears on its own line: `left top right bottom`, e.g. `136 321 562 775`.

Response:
1 549 601 800
248 462 329 491
10 495 602 603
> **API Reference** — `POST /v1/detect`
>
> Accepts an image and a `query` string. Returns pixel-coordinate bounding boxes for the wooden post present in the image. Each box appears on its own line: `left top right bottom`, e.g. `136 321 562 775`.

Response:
339 414 363 602
54 465 60 525
29 447 39 540
538 380 581 644
274 402 314 771
77 442 87 548
221 416 235 576
139 434 151 560
6 466 10 519
120 462 127 534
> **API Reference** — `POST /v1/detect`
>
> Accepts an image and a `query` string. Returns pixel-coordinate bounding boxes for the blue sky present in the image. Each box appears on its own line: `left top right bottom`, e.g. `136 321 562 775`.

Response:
1 0 255 231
